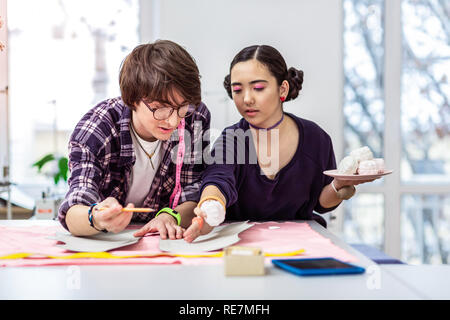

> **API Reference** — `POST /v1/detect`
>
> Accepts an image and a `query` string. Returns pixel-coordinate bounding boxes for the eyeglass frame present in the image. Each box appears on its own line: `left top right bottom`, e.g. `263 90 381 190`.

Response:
141 99 195 120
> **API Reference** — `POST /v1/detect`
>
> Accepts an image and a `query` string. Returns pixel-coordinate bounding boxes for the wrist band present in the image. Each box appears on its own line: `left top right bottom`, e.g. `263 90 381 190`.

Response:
331 180 339 193
155 207 181 226
88 203 108 233
197 196 226 211
331 181 356 200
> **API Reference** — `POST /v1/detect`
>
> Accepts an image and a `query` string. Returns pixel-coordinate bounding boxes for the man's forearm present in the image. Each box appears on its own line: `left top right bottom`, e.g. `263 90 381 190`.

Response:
174 201 198 228
66 204 100 236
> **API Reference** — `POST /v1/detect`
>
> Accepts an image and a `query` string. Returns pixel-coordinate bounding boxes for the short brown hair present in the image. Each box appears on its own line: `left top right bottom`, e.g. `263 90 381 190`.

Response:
119 40 201 109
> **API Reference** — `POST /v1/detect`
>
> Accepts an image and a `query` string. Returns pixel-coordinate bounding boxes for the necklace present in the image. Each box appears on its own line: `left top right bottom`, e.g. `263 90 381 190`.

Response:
248 113 284 130
130 123 161 170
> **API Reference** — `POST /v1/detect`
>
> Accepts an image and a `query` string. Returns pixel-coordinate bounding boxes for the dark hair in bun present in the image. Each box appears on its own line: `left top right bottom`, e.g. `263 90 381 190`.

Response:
223 45 304 101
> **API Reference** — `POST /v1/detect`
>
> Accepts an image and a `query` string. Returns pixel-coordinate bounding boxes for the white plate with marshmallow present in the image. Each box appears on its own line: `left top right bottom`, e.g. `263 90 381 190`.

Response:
323 169 393 180
324 146 393 180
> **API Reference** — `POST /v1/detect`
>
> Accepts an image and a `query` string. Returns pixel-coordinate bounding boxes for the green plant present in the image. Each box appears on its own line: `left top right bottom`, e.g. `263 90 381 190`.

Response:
32 153 69 185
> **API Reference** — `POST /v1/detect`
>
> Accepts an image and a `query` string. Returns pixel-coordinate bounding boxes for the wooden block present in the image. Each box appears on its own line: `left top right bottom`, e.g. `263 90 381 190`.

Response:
223 246 265 276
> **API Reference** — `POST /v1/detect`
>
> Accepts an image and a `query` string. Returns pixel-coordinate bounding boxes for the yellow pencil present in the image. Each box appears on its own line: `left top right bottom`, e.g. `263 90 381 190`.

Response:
97 207 155 213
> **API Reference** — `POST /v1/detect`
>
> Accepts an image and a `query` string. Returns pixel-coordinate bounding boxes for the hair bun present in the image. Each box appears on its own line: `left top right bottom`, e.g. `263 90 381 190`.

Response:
286 67 304 101
223 74 232 99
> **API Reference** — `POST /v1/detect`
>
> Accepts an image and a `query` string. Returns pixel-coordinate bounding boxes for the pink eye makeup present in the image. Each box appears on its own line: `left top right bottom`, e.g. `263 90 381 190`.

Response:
232 85 242 92
253 84 266 91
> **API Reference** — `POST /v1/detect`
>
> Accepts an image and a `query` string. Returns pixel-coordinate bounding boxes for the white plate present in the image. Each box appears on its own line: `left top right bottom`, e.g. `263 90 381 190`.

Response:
323 169 393 181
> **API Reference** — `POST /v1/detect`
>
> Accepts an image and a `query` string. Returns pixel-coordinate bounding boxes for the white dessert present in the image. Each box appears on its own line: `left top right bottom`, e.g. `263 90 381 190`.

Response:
337 155 359 174
373 158 385 173
357 160 378 175
336 146 385 176
350 146 374 163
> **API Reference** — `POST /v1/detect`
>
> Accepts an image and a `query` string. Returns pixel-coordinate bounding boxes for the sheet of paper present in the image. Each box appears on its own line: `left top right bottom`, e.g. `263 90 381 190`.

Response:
48 230 140 252
159 221 254 253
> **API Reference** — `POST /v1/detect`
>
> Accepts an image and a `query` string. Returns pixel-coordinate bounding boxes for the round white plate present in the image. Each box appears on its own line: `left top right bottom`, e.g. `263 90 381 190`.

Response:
323 169 393 180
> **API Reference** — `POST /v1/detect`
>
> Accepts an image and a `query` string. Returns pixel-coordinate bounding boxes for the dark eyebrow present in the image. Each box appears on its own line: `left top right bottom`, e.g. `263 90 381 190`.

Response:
230 80 268 86
154 99 189 108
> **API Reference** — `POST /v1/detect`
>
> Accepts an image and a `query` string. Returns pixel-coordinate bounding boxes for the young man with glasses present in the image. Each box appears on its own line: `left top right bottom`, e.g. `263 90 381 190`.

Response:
58 40 211 239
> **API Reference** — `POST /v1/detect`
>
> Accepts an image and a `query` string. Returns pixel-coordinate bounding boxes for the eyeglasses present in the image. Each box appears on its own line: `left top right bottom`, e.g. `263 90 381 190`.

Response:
142 100 195 120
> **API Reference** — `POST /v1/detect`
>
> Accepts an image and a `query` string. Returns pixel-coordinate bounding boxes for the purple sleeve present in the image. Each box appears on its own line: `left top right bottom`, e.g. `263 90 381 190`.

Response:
200 129 239 207
314 136 339 214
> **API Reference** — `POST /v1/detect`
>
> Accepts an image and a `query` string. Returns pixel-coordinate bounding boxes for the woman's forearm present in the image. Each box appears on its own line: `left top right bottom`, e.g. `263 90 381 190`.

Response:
199 185 227 208
318 181 343 208
174 201 198 228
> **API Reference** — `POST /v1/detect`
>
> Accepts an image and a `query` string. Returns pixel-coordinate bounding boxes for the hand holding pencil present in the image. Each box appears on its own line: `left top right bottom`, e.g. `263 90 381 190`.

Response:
97 207 155 213
90 197 147 233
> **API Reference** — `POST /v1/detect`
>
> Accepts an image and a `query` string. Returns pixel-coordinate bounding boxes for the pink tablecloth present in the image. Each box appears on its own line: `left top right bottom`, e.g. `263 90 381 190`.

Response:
0 221 358 267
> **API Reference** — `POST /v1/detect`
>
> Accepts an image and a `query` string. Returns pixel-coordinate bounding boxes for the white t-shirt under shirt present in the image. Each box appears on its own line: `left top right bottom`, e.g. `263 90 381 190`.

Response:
125 128 162 207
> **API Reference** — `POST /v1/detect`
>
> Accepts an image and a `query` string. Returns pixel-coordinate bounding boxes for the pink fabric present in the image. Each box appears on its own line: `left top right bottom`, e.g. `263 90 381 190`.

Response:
0 222 358 267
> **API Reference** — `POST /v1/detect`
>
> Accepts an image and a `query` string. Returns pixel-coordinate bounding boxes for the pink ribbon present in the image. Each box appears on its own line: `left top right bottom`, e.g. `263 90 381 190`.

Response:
169 118 185 209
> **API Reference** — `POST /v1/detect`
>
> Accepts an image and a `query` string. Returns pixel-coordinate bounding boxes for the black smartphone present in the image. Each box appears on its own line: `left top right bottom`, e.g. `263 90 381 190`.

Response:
272 257 365 276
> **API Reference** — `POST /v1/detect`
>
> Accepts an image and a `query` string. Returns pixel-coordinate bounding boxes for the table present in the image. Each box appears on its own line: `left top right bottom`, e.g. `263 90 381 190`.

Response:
0 219 448 300
0 181 12 219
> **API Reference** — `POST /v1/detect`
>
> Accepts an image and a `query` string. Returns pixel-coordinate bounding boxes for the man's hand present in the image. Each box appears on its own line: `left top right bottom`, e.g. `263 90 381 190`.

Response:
92 197 133 233
133 213 184 240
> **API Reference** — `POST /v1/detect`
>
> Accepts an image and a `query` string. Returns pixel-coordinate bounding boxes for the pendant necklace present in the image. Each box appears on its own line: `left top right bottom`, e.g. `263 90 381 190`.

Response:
130 123 160 170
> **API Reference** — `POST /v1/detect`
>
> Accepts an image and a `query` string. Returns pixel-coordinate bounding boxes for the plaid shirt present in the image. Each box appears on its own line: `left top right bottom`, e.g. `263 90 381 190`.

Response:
58 97 210 230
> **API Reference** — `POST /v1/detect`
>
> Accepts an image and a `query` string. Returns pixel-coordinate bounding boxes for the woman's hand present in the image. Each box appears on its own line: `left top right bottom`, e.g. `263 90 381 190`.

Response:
133 212 185 240
183 206 214 243
92 197 133 233
333 177 377 189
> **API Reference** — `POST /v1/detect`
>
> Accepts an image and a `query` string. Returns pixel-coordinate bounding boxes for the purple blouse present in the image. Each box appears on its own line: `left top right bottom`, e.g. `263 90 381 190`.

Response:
200 113 339 227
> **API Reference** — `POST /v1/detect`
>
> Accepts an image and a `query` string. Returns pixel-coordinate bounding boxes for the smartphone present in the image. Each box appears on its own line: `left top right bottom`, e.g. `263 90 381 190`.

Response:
272 257 365 276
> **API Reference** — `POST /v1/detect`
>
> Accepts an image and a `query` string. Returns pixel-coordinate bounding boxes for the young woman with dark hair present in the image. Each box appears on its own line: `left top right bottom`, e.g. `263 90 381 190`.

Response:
184 45 372 242
58 40 210 239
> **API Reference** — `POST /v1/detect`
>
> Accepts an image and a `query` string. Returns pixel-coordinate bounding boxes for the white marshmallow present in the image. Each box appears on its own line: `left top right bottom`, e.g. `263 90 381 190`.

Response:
373 158 385 173
350 146 374 163
357 160 378 175
337 155 359 174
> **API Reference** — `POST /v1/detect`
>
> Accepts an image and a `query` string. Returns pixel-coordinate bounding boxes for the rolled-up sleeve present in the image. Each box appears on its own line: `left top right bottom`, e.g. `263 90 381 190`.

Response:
58 142 104 230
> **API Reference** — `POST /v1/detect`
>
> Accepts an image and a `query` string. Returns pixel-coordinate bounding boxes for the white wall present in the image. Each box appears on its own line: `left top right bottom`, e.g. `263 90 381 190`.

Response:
140 0 344 161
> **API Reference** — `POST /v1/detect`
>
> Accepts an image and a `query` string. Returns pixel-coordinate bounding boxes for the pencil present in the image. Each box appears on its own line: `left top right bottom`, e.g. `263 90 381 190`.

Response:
97 207 155 213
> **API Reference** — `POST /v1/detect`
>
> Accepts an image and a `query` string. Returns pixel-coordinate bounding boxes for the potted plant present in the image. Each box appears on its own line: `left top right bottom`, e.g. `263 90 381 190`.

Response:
32 153 68 185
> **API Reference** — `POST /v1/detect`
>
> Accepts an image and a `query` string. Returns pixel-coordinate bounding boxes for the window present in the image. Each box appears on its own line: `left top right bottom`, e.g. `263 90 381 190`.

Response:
342 0 385 250
342 0 450 264
402 194 450 264
400 0 450 264
7 0 139 198
401 0 450 183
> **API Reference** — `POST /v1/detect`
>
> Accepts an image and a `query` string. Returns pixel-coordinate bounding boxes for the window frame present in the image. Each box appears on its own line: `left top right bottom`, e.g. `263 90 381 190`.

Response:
344 0 450 259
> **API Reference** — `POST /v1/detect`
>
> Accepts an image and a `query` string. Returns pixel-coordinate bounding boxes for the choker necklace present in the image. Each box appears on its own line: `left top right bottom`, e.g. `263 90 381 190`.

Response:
130 123 160 170
248 113 284 130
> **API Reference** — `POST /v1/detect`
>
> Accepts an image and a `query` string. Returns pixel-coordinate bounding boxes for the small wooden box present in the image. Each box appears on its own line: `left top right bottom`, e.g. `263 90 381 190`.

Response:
223 246 265 276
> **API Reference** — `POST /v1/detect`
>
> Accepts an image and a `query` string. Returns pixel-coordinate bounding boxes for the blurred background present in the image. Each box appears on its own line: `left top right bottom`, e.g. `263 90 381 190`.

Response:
0 0 449 265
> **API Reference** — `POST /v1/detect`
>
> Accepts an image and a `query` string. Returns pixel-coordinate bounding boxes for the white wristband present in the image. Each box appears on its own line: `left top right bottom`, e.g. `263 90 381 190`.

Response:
331 180 339 193
200 200 225 227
